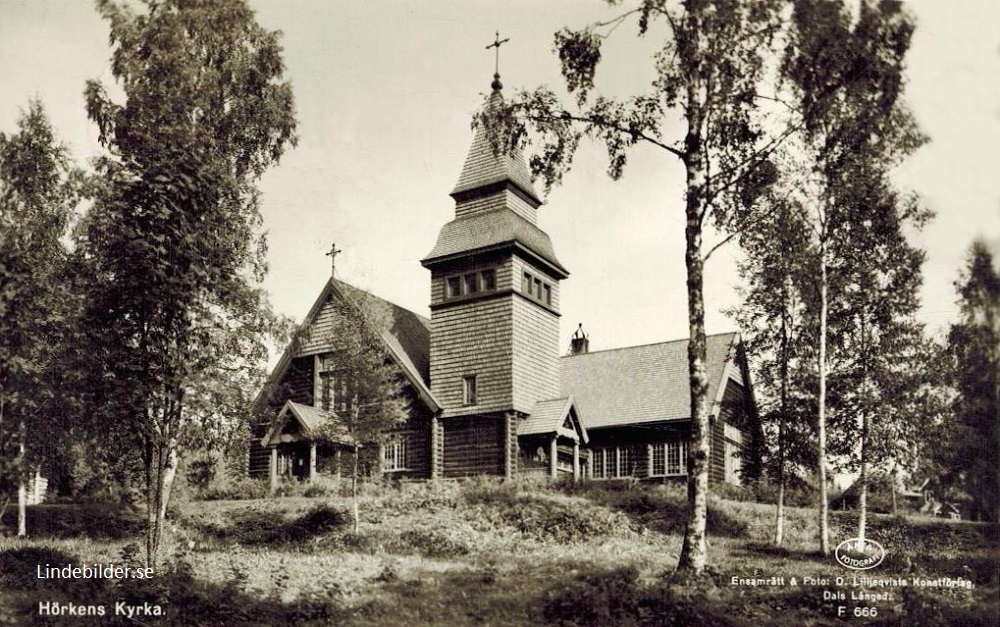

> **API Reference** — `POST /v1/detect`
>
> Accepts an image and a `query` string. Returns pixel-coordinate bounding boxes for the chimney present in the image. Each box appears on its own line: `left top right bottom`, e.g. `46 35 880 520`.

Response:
569 323 589 356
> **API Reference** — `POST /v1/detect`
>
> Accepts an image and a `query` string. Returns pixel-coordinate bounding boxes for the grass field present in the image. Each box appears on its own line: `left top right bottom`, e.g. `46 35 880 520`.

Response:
1 480 997 626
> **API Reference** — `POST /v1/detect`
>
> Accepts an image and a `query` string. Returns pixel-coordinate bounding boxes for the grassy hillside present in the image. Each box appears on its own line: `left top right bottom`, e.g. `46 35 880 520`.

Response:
1 479 997 626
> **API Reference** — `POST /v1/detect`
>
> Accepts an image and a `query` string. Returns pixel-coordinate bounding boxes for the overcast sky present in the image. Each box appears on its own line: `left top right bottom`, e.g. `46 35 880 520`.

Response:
1 0 997 354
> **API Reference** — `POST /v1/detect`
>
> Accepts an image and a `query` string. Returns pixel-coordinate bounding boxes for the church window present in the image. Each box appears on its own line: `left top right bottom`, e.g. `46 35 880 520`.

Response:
481 268 496 291
465 273 479 294
521 270 554 307
462 375 477 405
444 268 497 300
650 439 687 476
320 371 354 415
592 445 637 479
383 435 408 472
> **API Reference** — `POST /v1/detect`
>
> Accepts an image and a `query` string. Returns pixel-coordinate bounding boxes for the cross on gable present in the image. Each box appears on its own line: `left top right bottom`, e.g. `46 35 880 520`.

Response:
326 243 343 278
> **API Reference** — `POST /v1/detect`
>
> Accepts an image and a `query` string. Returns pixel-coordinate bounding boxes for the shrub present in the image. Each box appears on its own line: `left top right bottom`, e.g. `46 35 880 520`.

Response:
712 482 757 503
198 476 269 501
540 567 641 626
196 504 348 546
0 503 145 540
393 527 471 558
287 504 350 541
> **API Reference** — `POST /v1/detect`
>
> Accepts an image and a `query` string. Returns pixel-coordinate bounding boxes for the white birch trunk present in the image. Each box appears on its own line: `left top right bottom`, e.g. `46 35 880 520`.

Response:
817 238 830 555
17 419 26 537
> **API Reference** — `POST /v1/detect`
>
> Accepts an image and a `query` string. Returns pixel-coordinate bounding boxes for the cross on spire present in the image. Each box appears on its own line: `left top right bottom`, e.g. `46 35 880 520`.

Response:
326 242 342 279
485 31 510 84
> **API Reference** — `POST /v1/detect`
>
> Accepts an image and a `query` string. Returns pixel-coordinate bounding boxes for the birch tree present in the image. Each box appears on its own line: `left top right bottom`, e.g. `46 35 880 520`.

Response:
732 188 813 545
0 101 79 536
80 0 295 565
831 169 928 542
782 0 923 554
307 290 408 533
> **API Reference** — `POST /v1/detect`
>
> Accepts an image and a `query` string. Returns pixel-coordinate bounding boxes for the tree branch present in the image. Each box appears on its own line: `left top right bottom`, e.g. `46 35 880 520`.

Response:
593 9 641 37
527 112 686 160
703 229 740 263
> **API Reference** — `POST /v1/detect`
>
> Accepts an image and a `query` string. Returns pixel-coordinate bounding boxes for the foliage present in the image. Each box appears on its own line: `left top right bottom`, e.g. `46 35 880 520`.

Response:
0 503 145 540
299 288 410 531
469 489 634 544
477 0 789 574
0 100 81 535
730 178 816 544
78 0 296 564
305 290 410 453
771 0 928 553
945 241 1000 522
197 475 270 501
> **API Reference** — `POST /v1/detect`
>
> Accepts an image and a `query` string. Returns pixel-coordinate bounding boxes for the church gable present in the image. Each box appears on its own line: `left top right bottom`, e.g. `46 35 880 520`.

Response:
254 279 437 418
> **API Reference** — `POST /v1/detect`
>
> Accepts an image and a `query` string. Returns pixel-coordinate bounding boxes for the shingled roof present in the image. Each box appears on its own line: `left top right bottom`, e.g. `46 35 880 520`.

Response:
332 279 431 386
451 90 541 206
518 396 588 443
260 401 354 446
560 333 739 429
421 207 568 277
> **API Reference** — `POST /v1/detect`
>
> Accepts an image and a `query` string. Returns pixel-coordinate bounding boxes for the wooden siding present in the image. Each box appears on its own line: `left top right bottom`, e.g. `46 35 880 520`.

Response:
718 380 748 428
249 353 438 481
442 416 505 477
511 295 560 414
430 296 514 417
454 189 538 225
582 415 747 486
710 417 726 485
505 412 518 477
711 378 756 484
298 295 341 356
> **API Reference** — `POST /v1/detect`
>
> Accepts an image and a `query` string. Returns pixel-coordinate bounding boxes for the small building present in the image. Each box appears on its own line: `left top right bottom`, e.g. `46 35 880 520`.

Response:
248 71 758 487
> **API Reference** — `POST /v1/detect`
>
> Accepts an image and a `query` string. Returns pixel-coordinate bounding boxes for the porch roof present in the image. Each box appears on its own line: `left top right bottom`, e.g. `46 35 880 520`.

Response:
519 396 588 443
260 401 354 447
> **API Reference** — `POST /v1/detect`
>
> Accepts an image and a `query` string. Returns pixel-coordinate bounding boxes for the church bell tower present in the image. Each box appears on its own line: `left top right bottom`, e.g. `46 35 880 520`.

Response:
421 68 569 478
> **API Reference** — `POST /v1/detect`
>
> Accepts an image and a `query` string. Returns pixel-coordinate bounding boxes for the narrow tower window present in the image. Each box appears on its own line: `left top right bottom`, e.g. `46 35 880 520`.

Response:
465 273 479 294
481 268 496 291
462 375 477 405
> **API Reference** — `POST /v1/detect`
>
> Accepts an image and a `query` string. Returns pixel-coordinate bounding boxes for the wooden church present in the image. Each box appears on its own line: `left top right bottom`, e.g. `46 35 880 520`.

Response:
248 74 758 487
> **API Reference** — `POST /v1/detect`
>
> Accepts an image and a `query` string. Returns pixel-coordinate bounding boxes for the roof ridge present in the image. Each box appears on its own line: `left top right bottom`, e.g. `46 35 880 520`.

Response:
332 277 430 325
560 331 738 359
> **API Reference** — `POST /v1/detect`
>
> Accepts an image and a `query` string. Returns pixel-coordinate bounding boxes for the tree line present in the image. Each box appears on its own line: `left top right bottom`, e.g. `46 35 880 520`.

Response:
0 0 297 566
